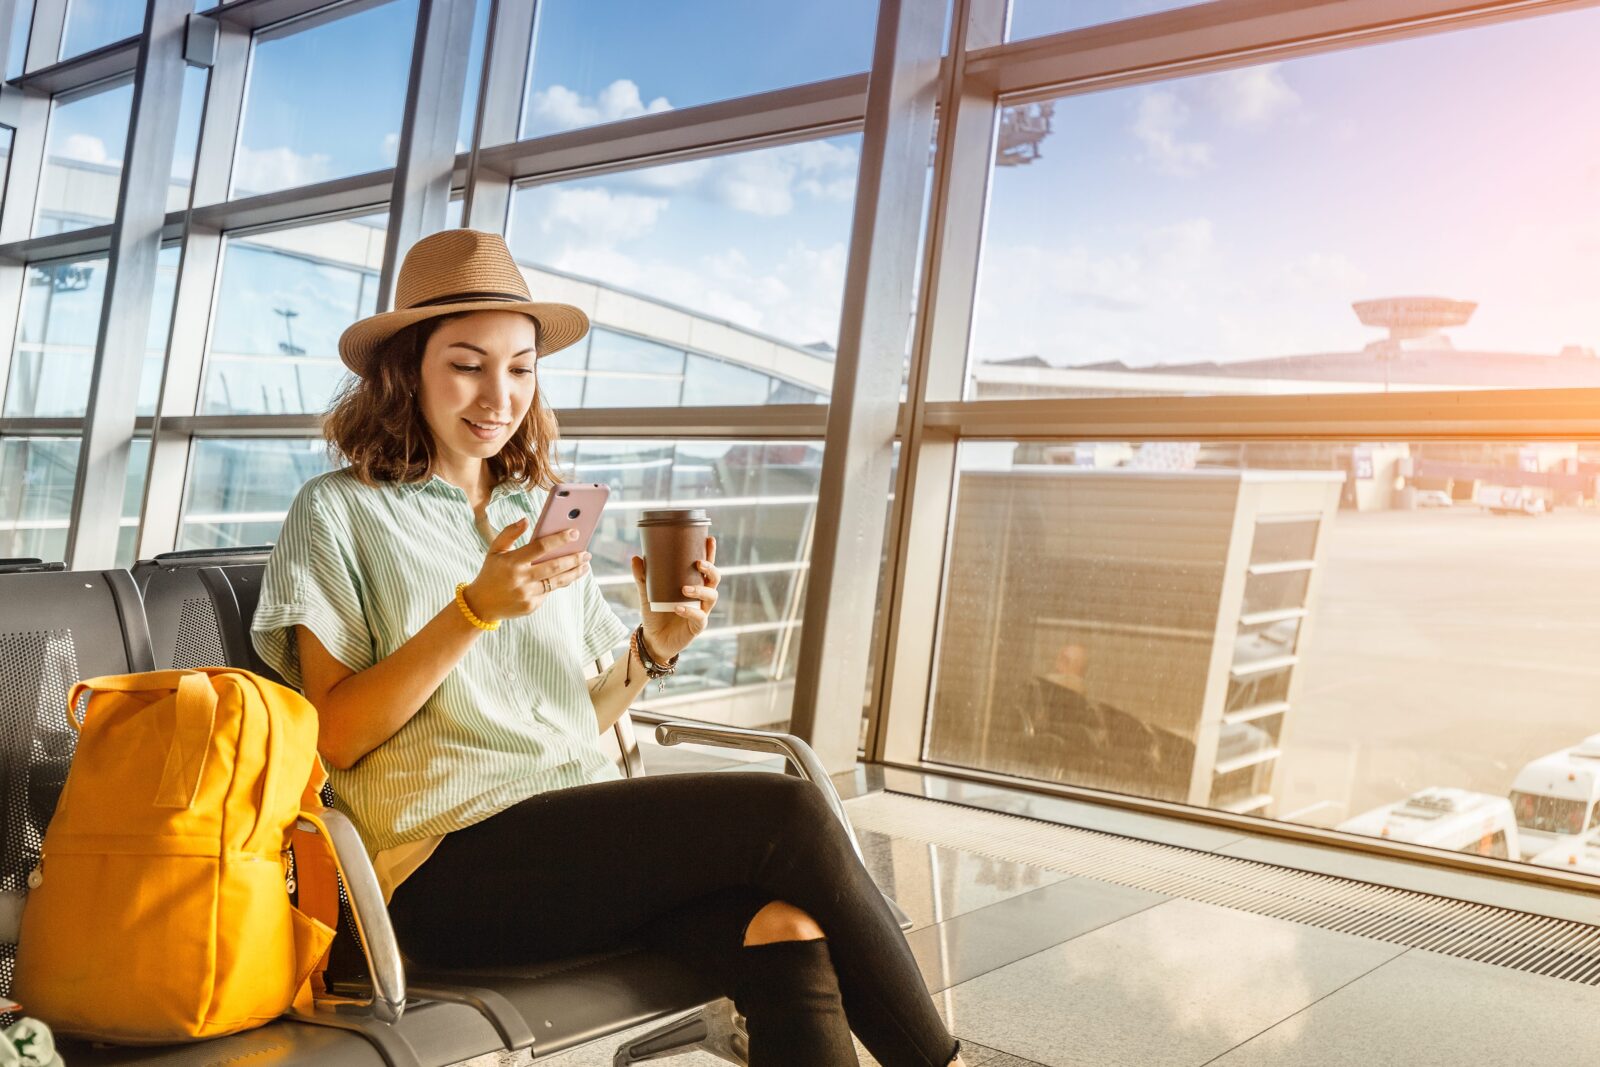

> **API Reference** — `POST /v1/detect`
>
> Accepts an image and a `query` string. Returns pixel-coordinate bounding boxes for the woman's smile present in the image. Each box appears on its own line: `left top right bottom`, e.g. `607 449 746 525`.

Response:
462 417 508 440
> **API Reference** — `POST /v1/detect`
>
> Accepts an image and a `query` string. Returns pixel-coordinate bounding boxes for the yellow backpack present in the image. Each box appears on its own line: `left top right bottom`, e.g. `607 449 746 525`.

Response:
13 668 339 1044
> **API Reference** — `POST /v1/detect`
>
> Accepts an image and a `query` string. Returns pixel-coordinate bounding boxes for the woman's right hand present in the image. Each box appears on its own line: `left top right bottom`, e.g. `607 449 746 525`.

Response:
462 518 591 624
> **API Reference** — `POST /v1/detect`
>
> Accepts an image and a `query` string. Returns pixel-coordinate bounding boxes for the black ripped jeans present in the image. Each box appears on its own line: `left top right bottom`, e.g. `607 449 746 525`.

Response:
388 772 959 1067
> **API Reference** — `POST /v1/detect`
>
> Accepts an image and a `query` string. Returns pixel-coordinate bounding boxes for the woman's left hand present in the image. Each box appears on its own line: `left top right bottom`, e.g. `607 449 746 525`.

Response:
633 536 718 662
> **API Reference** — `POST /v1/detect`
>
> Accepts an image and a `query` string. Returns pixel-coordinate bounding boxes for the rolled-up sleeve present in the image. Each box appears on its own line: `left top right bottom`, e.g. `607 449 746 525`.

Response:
251 479 376 689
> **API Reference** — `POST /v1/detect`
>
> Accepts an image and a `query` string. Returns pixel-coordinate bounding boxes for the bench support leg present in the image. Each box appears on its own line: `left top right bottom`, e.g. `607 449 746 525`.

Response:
612 998 747 1065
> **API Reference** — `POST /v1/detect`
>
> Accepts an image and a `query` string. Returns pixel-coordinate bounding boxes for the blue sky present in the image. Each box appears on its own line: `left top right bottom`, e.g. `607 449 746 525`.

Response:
972 6 1600 372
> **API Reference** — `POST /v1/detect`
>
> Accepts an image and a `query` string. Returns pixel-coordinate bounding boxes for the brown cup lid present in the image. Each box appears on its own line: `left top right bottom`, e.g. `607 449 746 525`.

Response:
638 508 711 527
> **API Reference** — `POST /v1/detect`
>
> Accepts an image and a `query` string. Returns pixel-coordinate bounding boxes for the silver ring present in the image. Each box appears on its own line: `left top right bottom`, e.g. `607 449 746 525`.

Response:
542 577 552 595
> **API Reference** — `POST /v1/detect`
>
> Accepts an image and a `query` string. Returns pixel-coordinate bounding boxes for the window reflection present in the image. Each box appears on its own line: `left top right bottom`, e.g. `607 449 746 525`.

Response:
202 214 385 415
180 439 333 550
0 436 147 564
233 0 418 197
927 438 1600 873
508 136 860 369
36 78 132 236
970 10 1600 398
61 0 146 59
520 0 877 140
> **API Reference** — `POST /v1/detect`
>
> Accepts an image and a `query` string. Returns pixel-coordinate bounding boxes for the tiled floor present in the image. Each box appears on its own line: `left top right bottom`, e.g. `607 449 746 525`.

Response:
455 748 1600 1066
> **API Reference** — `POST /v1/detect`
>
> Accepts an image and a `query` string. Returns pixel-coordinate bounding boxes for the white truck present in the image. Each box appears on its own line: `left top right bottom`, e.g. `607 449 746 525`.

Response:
1338 787 1519 859
1508 734 1600 859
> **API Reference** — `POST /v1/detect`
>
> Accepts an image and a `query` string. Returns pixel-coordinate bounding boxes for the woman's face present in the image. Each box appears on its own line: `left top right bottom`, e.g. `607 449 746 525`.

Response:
417 310 540 469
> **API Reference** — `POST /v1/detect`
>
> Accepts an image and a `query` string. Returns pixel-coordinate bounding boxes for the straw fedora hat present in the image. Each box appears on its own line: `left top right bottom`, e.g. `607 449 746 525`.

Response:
337 228 589 377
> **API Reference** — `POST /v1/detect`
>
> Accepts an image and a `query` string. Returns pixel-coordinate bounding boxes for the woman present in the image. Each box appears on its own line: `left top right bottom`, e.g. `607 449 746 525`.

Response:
251 230 965 1067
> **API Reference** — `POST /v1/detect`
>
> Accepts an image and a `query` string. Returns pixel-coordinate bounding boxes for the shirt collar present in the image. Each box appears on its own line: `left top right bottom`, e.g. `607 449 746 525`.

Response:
393 474 525 502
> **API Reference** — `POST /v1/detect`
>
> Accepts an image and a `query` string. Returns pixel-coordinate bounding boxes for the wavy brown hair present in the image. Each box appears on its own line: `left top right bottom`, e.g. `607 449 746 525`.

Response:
324 312 563 489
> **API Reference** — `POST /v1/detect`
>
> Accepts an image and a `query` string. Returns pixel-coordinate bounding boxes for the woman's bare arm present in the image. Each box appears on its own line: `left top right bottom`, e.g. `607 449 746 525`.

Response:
587 636 653 735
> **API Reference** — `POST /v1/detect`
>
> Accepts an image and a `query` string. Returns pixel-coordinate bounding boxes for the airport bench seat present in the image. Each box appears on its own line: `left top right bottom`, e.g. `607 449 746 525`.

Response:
7 558 896 1067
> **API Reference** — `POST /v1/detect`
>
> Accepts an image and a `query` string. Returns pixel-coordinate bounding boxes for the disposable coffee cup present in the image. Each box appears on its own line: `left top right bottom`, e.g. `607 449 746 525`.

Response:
638 508 712 612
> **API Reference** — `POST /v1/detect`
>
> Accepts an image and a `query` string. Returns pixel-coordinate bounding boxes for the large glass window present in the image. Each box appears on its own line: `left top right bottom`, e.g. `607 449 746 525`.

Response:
5 256 107 417
6 0 32 79
168 65 209 212
923 437 1600 873
1006 1 1206 42
519 0 879 140
201 213 385 415
179 438 332 549
969 10 1600 398
3 247 180 419
61 0 145 60
0 435 148 565
232 0 418 197
36 77 132 236
507 137 859 406
569 438 823 730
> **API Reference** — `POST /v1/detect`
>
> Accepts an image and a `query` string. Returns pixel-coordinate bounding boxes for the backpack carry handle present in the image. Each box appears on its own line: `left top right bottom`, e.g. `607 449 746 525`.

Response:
68 670 220 809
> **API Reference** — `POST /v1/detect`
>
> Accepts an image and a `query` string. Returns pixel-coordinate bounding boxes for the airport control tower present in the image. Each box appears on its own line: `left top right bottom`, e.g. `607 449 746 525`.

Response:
1353 296 1477 350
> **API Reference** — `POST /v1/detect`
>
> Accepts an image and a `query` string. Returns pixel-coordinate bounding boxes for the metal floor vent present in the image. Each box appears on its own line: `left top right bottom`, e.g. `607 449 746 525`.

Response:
848 791 1600 986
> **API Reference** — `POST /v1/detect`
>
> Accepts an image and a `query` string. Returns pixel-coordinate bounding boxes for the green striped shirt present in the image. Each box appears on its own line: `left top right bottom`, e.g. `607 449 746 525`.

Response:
251 469 630 854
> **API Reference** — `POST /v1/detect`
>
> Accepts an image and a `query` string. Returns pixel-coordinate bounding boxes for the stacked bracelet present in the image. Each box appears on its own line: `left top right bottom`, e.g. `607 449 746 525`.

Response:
454 582 500 631
634 624 678 693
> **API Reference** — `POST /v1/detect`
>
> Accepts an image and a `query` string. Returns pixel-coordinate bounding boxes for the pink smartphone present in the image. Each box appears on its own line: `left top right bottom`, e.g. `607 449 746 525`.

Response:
527 482 610 564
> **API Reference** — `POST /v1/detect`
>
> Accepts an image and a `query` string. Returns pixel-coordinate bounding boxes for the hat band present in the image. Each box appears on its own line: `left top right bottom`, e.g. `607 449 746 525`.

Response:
408 289 529 309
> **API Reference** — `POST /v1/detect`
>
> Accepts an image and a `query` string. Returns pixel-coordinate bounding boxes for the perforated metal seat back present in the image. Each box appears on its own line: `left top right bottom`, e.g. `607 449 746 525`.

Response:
0 569 150 1013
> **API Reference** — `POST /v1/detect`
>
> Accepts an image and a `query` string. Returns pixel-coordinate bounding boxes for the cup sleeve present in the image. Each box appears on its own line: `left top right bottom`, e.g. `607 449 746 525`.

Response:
250 484 377 690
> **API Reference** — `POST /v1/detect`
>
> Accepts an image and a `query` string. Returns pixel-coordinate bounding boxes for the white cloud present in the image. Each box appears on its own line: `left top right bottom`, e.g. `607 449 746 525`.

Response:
539 186 668 248
1207 64 1300 126
233 144 334 193
60 133 110 165
527 79 673 132
1131 90 1212 176
381 131 401 166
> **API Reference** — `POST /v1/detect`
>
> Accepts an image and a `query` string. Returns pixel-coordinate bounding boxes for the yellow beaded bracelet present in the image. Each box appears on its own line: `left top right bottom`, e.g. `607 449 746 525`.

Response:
454 582 500 631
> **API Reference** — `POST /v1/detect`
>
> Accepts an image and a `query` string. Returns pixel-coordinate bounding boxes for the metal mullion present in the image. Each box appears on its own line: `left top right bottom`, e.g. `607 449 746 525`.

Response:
922 389 1600 442
23 0 65 74
870 0 1005 767
137 225 223 557
789 0 945 773
0 223 114 260
376 0 476 310
188 13 251 209
162 403 834 440
11 36 138 95
462 0 535 231
481 73 869 188
64 0 195 568
972 0 1597 102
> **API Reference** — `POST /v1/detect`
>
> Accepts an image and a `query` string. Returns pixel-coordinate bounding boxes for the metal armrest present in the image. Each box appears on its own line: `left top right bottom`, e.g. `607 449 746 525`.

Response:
304 807 408 1025
654 722 915 931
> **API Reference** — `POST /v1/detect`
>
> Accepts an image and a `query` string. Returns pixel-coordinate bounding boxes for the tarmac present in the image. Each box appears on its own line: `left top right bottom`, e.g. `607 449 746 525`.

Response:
1279 505 1600 828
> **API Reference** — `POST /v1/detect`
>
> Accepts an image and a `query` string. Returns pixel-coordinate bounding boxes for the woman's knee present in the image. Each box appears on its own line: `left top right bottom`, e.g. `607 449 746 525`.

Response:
743 899 825 945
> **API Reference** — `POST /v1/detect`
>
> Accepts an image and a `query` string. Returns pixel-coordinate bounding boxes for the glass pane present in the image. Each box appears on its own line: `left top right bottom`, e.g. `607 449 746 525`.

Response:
970 9 1600 399
36 78 132 236
508 137 858 405
202 213 386 415
567 438 826 730
7 0 32 79
0 436 76 561
168 65 208 213
683 354 771 406
0 127 14 212
1006 0 1206 42
457 0 490 153
926 437 1600 876
520 0 878 140
180 438 334 549
139 244 183 416
5 257 107 417
61 0 144 59
233 0 418 197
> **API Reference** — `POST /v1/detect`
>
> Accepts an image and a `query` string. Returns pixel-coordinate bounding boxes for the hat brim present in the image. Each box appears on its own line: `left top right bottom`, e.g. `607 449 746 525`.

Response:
338 299 590 378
